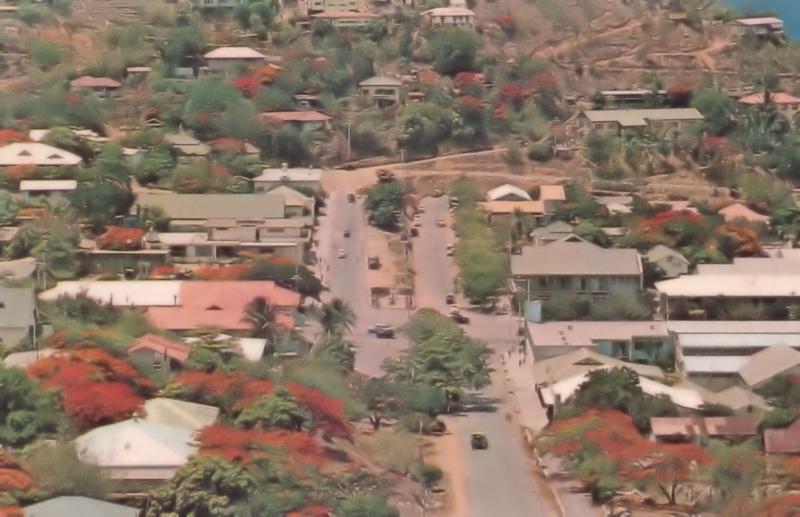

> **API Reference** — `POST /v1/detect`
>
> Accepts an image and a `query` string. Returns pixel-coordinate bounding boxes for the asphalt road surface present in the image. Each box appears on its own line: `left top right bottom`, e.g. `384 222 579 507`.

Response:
318 187 553 516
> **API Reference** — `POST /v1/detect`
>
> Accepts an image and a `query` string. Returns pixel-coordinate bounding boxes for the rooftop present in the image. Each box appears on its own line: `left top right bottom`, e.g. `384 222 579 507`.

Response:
734 17 783 27
532 347 665 385
203 46 267 60
738 346 800 387
511 240 642 277
765 419 800 454
539 184 566 201
40 280 182 307
486 184 531 201
649 416 759 438
646 244 690 265
656 274 800 298
422 7 475 16
254 166 324 182
0 143 82 166
24 496 139 517
311 10 379 18
528 320 668 349
0 287 35 329
136 193 285 220
261 111 332 123
129 333 191 363
718 202 770 224
738 92 800 105
69 75 121 89
74 418 196 479
143 397 219 431
582 108 704 127
480 200 544 215
359 75 403 87
19 179 78 191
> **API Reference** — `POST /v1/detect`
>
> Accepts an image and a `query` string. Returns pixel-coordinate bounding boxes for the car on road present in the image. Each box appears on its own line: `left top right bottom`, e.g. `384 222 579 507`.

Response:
337 249 346 259
431 188 443 197
450 310 470 324
347 193 356 203
368 323 393 334
446 244 455 256
410 227 419 237
376 328 396 338
368 256 381 269
376 169 395 182
416 205 425 214
343 230 350 238
446 294 455 305
470 432 488 449
435 218 446 227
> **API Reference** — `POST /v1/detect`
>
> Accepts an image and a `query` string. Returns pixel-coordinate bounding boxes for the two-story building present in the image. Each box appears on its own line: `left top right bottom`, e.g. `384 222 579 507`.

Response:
261 111 333 131
136 192 311 263
358 76 403 107
578 108 704 138
310 11 379 29
203 47 267 77
511 237 643 302
307 0 358 14
422 7 476 28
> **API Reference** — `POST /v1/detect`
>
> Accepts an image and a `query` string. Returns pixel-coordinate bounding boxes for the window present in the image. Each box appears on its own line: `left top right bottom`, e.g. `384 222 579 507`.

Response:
598 278 609 291
559 277 570 289
579 278 587 291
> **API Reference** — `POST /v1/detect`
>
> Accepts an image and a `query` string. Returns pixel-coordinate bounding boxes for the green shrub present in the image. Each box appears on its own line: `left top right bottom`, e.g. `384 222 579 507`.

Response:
527 142 554 162
415 463 443 487
29 41 61 69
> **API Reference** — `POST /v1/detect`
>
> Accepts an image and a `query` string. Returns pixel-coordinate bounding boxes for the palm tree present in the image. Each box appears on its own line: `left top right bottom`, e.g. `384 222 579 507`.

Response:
242 296 280 351
316 298 356 336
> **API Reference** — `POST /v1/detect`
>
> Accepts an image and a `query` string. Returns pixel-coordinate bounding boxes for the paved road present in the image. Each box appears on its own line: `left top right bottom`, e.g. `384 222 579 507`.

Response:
317 191 409 377
318 186 553 516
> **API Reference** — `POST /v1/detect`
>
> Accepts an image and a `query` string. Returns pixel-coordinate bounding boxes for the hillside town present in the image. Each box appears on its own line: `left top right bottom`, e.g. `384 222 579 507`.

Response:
2 0 800 516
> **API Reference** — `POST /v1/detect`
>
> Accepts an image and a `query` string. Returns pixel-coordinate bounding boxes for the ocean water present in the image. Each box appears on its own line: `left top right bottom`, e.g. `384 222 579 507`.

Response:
726 0 800 38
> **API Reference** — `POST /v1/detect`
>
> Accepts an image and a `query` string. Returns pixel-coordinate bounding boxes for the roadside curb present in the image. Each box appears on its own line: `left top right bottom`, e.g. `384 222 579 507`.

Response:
501 357 568 517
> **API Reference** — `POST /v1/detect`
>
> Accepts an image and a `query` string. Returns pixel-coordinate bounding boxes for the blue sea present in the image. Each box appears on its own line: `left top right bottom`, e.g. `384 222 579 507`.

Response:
726 0 800 38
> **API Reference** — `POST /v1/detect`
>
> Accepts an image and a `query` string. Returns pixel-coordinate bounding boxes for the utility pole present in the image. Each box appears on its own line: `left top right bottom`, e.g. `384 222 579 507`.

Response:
346 115 352 162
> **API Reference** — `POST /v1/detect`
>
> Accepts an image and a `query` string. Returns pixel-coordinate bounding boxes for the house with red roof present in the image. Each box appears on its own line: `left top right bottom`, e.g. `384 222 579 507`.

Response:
146 281 300 333
69 75 122 97
738 91 800 122
262 111 333 131
129 333 191 375
718 202 770 226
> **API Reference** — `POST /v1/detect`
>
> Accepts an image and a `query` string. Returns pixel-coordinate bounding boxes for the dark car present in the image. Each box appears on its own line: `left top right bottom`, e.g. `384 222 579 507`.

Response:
446 294 455 305
450 311 470 324
347 193 356 203
343 230 351 237
470 433 488 449
376 327 396 339
368 256 381 269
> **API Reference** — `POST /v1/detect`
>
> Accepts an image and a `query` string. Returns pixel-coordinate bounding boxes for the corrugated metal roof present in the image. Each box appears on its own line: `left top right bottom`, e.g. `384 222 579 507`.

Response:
485 184 531 201
582 108 703 126
143 398 219 431
24 496 139 517
765 419 800 454
511 240 642 276
359 76 403 87
532 347 665 385
681 355 750 374
40 281 182 307
129 333 191 363
19 179 78 191
137 193 285 220
657 274 800 297
204 46 267 60
738 346 800 387
650 416 758 438
0 143 82 166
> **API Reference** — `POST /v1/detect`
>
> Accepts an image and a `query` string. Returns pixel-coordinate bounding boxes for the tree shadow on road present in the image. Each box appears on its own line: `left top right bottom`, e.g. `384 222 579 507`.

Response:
451 392 501 414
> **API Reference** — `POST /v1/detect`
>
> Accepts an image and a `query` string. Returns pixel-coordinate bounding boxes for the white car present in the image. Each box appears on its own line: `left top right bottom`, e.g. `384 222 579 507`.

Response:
337 249 346 259
436 218 446 227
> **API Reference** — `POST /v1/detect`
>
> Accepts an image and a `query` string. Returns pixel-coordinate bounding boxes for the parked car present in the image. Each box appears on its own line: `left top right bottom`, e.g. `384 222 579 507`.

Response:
470 432 488 449
368 256 381 269
431 188 443 198
376 328 396 338
347 193 356 203
343 230 350 238
450 310 470 324
446 294 455 304
435 218 446 227
337 249 346 259
410 227 419 237
416 205 425 214
376 169 395 182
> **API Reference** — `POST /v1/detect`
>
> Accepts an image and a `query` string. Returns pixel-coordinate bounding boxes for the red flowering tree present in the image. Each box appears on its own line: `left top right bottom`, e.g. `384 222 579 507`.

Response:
28 348 150 430
500 83 527 109
286 382 351 440
543 410 710 505
197 424 327 465
453 72 484 96
96 227 146 251
0 129 27 145
168 371 275 413
231 76 261 98
195 264 252 280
